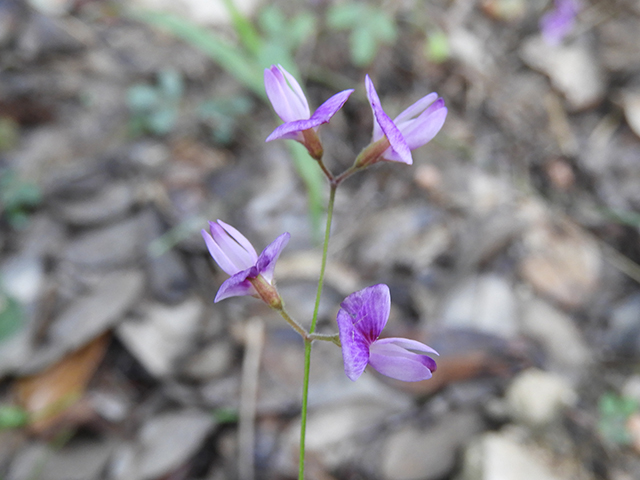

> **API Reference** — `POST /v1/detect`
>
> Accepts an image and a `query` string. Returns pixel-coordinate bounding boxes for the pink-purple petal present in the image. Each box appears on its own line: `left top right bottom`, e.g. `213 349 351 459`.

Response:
279 66 310 117
217 220 258 261
214 271 256 302
255 232 290 283
264 66 310 122
310 89 354 123
393 92 439 125
336 309 370 381
266 119 318 142
368 342 435 382
365 75 412 165
375 337 440 357
396 106 447 152
202 229 239 276
265 90 354 143
339 284 390 343
208 221 256 271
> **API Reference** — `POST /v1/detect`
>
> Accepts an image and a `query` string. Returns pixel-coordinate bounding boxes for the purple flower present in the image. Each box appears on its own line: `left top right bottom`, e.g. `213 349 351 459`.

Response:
336 284 438 382
365 75 447 165
540 0 580 46
202 220 290 303
264 65 354 145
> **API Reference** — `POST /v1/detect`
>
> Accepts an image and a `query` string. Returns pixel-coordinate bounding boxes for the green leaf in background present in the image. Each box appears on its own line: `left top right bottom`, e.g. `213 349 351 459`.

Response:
0 291 24 342
126 69 183 136
327 2 397 67
148 107 178 136
287 12 316 49
350 26 377 67
158 69 184 100
129 10 265 98
221 0 262 56
287 142 323 230
127 84 159 111
0 405 29 429
0 169 42 228
198 95 253 145
327 2 364 29
425 30 450 64
598 392 639 446
0 117 19 152
212 407 239 424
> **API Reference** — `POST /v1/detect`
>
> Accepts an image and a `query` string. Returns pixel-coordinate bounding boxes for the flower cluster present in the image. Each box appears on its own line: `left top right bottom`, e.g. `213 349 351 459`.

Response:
264 64 447 169
203 65 444 383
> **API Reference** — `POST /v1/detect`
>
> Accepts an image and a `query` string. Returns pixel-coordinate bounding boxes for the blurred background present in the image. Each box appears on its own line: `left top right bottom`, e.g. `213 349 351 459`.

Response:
0 0 640 479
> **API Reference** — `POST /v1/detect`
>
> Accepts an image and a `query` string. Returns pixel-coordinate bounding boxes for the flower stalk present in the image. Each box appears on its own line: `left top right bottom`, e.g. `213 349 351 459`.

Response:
203 65 448 480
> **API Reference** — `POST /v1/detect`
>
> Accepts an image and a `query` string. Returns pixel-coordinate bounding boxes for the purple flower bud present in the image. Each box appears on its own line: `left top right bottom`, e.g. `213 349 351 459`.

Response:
202 220 290 303
363 75 447 166
336 284 438 382
540 0 580 46
264 65 354 157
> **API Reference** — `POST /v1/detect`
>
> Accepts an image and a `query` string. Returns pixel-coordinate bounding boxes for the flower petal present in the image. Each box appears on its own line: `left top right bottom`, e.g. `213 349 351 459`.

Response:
375 337 439 357
214 269 255 302
387 104 447 157
264 65 310 122
365 75 412 165
217 220 258 261
368 341 436 381
208 221 256 272
310 89 354 124
393 92 438 126
339 284 390 344
265 118 319 143
255 232 290 283
336 309 370 381
202 228 239 276
265 90 354 143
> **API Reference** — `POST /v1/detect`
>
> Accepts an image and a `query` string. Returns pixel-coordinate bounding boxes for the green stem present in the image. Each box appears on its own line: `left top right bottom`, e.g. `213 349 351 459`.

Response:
275 307 310 341
298 184 338 480
310 184 336 335
308 332 341 346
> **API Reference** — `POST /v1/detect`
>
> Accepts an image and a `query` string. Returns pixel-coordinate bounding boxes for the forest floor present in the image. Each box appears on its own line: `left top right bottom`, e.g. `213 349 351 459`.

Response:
1 0 640 479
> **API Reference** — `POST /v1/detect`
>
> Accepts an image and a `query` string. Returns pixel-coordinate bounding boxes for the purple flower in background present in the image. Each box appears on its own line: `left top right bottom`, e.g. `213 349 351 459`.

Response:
202 220 289 303
365 75 447 165
265 65 354 145
336 284 438 382
540 0 580 46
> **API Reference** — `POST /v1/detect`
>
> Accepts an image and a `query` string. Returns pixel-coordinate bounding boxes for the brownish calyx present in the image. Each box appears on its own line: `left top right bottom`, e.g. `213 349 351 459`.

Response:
353 137 390 169
249 275 283 310
302 129 324 161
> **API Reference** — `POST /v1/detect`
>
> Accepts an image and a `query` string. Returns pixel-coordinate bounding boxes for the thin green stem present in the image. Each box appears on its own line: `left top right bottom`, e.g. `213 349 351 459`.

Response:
298 184 338 480
299 338 312 480
316 158 334 182
310 184 336 334
275 307 309 340
308 332 341 346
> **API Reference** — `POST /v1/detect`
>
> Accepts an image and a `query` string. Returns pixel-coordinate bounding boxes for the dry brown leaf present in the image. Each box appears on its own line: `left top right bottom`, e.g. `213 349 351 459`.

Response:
14 334 109 435
520 221 600 309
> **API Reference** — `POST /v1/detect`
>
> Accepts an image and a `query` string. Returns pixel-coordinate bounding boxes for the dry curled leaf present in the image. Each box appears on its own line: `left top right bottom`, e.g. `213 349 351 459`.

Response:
14 334 109 435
